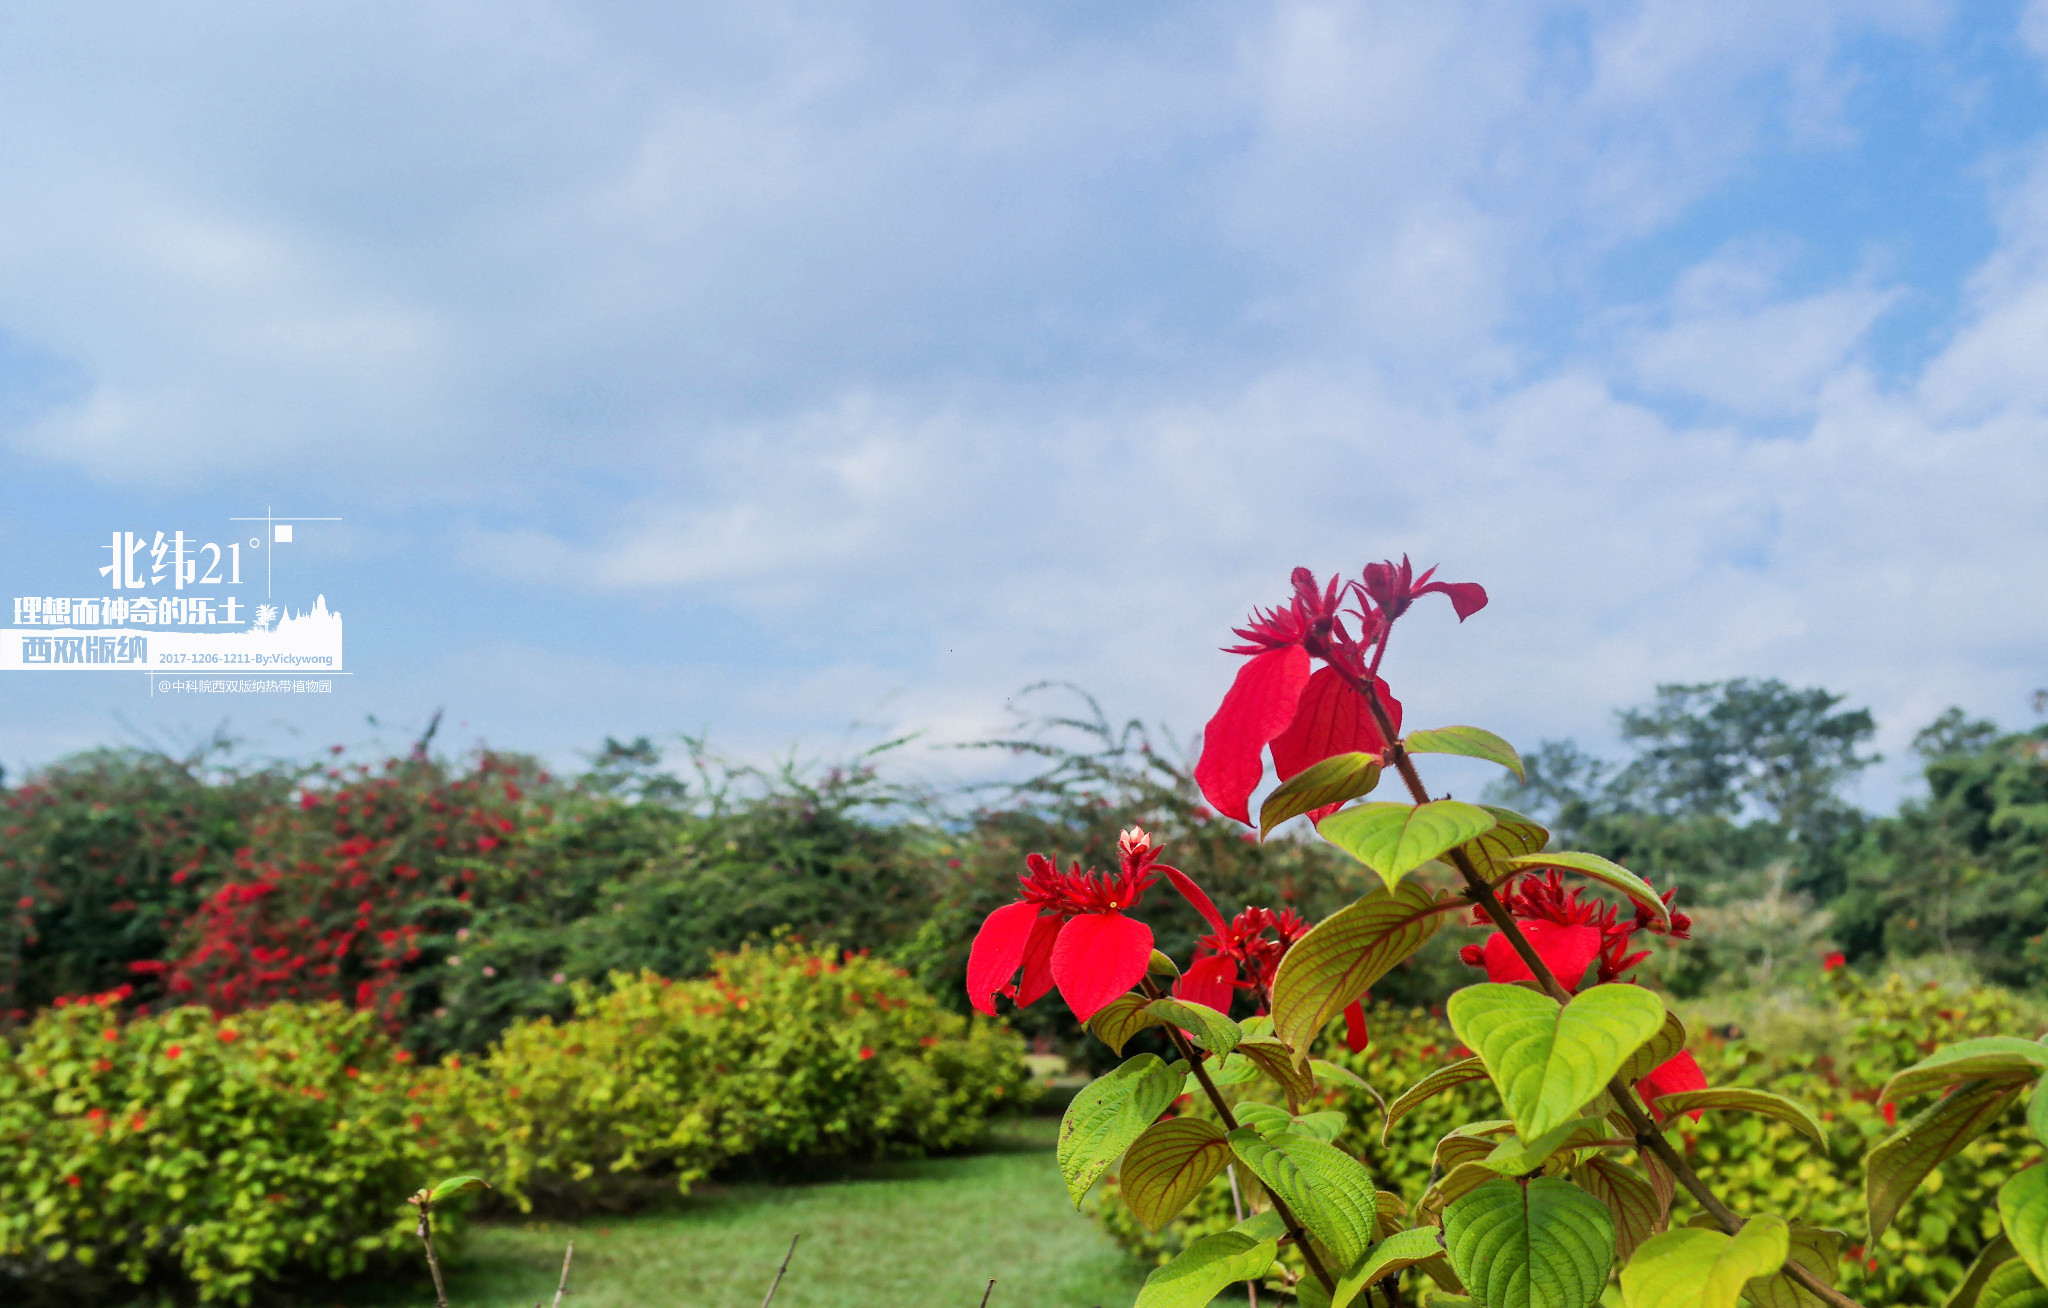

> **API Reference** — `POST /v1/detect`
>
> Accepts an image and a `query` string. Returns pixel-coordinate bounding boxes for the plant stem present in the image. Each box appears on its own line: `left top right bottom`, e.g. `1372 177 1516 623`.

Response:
980 1278 997 1307
761 1233 800 1308
1141 979 1338 1296
1227 1165 1260 1308
413 1198 450 1308
551 1240 574 1308
1339 671 1865 1308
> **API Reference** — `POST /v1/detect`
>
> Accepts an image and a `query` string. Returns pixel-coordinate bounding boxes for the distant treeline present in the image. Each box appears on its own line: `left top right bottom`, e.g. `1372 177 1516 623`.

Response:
2 681 2043 1061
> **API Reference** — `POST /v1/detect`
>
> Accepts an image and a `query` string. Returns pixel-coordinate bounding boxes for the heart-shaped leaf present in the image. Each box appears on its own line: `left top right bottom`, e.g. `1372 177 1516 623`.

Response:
1447 982 1668 1139
1089 993 1166 1055
1444 1176 1614 1308
1619 1216 1790 1308
1134 1227 1278 1308
1320 801 1499 892
1867 1077 2025 1240
1881 1037 2048 1104
1261 751 1384 835
1495 852 1671 930
1121 1117 1233 1231
1644 1088 1828 1148
1145 997 1240 1055
1271 881 1451 1057
1058 1054 1184 1207
1229 1128 1380 1269
428 1174 490 1203
1405 727 1525 780
1382 1058 1492 1143
1572 1157 1663 1262
1978 1260 2048 1308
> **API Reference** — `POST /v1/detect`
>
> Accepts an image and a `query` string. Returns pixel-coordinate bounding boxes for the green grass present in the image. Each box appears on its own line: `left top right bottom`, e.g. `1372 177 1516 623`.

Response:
326 1118 1147 1308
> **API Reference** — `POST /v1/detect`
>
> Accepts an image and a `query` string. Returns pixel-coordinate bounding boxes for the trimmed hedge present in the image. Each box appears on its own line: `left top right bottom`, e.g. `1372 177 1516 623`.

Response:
433 940 1032 1210
1090 971 2041 1306
0 994 448 1305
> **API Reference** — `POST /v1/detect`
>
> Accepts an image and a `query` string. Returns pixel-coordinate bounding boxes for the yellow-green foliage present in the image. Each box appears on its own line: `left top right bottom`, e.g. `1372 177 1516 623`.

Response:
0 998 447 1304
1092 973 2042 1306
437 940 1030 1210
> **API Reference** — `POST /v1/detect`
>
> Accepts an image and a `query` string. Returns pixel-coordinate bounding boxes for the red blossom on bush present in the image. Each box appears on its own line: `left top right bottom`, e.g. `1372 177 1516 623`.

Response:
967 828 1215 1023
1195 559 1486 825
1823 950 1847 972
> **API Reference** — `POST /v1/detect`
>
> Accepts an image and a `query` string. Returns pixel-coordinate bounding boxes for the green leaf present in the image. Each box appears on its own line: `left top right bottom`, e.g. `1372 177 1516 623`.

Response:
1880 1037 2048 1104
1236 1038 1321 1103
1642 1088 1828 1148
1618 1217 1790 1308
1945 1236 2018 1308
1229 1128 1380 1268
1460 806 1552 881
1378 1190 1410 1240
1320 801 1500 892
1618 1011 1689 1086
1443 1176 1614 1308
1271 881 1451 1058
1447 982 1668 1139
1326 1228 1452 1308
1134 1228 1278 1308
1495 852 1672 930
1480 1117 1610 1176
2032 1084 2048 1148
1058 1054 1183 1208
1192 1053 1262 1089
1261 752 1385 835
1382 1057 1493 1143
1405 726 1525 780
2003 1165 2048 1288
1571 1157 1663 1262
1867 1076 2025 1240
1120 1117 1233 1231
1312 1059 1375 1093
1733 1223 1844 1308
1088 994 1165 1055
1979 1261 2048 1308
428 1174 490 1203
1434 1120 1518 1173
1145 998 1241 1055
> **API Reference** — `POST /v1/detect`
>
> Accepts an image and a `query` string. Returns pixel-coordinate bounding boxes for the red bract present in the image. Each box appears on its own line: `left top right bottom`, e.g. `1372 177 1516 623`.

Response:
1195 559 1483 826
968 828 1214 1023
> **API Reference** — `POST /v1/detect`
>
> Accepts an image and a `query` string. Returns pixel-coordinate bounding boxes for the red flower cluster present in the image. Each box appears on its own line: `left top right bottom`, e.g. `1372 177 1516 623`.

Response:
1460 870 1706 1115
1172 903 1374 1051
967 828 1219 1022
1195 558 1486 825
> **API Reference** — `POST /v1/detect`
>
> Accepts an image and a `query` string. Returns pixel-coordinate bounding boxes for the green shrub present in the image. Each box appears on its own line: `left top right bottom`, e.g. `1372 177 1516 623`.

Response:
1089 972 2040 1304
0 995 450 1305
437 940 1031 1210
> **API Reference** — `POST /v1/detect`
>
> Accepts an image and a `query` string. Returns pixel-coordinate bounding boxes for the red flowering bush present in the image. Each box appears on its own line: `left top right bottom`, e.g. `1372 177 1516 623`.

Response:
153 751 550 1034
0 993 454 1304
434 940 1028 1211
968 556 2048 1308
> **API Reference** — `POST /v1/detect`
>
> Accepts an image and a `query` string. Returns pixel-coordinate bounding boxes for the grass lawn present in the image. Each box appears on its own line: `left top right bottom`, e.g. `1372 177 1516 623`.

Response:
327 1117 1148 1308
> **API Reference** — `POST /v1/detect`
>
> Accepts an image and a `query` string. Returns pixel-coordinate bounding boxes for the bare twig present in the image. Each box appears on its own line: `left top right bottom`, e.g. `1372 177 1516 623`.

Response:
1226 1166 1259 1308
551 1240 574 1308
980 1278 997 1307
760 1234 800 1308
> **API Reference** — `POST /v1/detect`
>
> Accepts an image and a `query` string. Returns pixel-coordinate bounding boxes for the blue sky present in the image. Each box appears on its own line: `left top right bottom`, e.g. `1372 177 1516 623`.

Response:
2 0 2046 809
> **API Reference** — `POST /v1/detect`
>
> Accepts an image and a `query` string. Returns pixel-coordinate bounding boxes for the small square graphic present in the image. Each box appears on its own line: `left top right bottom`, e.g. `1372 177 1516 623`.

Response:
273 524 293 543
